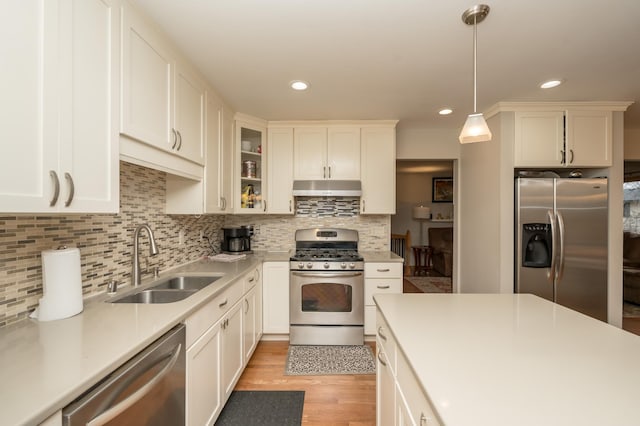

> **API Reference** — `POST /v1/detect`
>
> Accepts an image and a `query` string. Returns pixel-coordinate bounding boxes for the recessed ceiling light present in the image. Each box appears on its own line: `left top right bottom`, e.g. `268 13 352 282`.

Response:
439 108 453 115
290 80 309 91
540 79 563 89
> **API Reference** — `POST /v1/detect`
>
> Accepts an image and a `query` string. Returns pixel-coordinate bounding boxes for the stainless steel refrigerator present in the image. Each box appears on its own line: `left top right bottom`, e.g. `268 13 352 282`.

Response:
515 177 608 321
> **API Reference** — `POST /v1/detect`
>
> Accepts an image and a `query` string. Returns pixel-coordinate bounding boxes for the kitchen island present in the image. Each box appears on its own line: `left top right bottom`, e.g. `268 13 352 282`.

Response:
374 293 640 425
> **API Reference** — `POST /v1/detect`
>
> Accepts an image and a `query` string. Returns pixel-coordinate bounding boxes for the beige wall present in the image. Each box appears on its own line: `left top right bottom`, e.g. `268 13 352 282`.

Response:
624 128 640 160
396 124 460 160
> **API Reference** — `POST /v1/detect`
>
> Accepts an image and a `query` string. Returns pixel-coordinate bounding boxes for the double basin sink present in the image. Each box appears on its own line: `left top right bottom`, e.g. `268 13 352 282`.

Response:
110 275 222 304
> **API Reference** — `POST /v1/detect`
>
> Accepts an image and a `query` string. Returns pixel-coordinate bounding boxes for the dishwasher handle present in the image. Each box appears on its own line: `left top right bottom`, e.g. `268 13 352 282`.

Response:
87 343 182 426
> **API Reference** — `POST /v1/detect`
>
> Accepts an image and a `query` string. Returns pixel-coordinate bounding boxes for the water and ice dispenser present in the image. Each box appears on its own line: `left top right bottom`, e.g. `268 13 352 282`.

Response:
521 223 552 268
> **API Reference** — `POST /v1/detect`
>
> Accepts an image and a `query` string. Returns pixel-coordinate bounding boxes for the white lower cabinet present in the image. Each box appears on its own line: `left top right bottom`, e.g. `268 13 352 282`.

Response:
186 265 264 425
186 319 222 426
242 265 262 363
377 344 396 426
221 301 244 400
262 262 290 335
376 308 441 426
365 263 402 335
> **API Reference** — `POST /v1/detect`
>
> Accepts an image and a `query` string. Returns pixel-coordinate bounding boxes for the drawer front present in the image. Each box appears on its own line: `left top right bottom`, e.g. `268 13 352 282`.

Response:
365 278 402 305
376 309 396 375
365 262 403 278
186 281 243 348
243 267 260 293
397 350 440 426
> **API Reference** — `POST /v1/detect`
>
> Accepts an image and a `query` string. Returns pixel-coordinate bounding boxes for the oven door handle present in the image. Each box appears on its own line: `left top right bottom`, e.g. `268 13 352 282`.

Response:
291 272 363 278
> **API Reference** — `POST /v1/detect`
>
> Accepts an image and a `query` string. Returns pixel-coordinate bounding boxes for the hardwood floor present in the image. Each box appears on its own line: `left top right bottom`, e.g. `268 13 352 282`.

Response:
234 341 377 425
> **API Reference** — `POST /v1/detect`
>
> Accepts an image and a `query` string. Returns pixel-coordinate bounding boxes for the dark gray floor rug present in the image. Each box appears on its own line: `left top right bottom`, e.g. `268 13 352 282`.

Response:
215 390 304 426
285 345 376 376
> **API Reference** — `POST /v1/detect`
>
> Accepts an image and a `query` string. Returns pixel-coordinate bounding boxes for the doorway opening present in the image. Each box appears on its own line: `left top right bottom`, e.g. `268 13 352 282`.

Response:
393 160 455 294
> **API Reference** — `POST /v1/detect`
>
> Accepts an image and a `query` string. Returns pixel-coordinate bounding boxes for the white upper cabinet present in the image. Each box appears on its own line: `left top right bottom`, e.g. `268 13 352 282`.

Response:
235 115 267 214
327 127 361 180
0 0 119 213
293 128 328 180
293 126 360 180
121 1 172 152
120 1 205 178
174 63 206 164
361 126 397 214
514 111 565 167
565 109 612 167
267 127 294 214
514 107 613 168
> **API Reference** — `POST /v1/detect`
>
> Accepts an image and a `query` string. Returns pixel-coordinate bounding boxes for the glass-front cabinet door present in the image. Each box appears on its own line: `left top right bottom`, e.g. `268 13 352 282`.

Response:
235 114 267 213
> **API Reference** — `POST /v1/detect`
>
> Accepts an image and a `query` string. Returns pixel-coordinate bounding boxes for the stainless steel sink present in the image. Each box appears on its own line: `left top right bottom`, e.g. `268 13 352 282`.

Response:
112 289 197 304
110 275 222 304
150 275 220 291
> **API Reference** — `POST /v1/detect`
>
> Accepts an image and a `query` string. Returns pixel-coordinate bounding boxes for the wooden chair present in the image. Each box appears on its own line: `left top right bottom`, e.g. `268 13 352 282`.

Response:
391 230 411 276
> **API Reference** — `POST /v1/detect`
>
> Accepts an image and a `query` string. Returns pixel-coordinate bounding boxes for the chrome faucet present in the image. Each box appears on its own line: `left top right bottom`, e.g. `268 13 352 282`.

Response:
132 224 159 287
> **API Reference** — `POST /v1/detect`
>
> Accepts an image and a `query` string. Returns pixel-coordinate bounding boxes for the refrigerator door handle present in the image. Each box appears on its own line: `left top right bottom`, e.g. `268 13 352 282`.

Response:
556 211 566 282
547 209 557 283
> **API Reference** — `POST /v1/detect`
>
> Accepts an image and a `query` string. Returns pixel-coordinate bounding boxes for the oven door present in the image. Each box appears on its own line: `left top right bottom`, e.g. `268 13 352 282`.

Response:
290 270 364 326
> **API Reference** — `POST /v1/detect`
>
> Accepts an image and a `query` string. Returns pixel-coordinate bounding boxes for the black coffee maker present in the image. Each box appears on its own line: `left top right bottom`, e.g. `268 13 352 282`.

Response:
221 226 253 253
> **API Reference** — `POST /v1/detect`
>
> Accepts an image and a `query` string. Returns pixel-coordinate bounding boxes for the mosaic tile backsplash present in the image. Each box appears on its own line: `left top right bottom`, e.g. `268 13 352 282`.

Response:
0 162 389 327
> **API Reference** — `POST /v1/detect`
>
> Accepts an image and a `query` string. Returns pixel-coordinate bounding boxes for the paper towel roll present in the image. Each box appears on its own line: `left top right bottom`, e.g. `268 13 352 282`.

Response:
30 247 83 321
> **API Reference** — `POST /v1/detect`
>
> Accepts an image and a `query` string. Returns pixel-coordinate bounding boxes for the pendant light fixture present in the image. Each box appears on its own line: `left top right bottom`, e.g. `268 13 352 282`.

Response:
459 4 492 144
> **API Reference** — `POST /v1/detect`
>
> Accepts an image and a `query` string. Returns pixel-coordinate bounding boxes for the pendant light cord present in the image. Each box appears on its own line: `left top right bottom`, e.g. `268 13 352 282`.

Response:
473 14 477 114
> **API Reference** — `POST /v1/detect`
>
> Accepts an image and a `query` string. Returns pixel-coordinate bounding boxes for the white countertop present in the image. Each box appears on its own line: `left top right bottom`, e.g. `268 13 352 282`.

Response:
0 255 262 426
360 250 404 263
374 294 640 426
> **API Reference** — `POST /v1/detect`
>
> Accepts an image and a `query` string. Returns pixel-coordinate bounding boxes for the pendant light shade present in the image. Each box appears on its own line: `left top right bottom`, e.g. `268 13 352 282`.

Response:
459 4 491 144
459 113 492 144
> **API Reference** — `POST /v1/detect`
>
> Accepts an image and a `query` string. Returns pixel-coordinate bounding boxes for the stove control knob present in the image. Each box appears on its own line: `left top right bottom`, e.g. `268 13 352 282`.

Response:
349 263 356 269
341 262 347 269
298 262 304 269
324 262 330 269
306 262 313 269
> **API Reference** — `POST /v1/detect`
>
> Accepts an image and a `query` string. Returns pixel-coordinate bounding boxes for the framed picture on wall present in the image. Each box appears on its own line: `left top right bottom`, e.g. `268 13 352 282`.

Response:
432 177 453 203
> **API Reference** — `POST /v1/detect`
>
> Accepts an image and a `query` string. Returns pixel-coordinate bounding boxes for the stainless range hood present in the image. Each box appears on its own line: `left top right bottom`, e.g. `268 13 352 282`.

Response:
292 180 362 197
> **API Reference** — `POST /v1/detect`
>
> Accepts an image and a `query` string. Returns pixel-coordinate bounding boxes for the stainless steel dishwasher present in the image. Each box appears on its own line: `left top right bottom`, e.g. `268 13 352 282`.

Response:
63 324 186 425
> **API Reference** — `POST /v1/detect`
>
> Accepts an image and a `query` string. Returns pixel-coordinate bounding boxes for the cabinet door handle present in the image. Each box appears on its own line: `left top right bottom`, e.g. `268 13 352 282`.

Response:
248 276 255 283
569 149 574 164
560 149 565 164
362 199 365 213
377 326 387 341
171 128 178 149
177 131 182 151
420 413 427 426
244 298 249 314
49 170 60 207
219 299 228 308
377 285 390 289
323 166 327 179
289 199 292 212
263 200 267 212
377 351 387 367
328 166 331 179
220 197 226 210
64 173 75 207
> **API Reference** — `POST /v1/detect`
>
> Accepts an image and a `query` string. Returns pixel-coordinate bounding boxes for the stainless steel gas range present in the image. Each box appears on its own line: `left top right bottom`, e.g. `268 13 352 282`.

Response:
289 228 364 345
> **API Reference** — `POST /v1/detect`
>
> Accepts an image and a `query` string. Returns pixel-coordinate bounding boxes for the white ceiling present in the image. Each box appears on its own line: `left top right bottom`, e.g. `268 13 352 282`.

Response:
131 0 640 129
